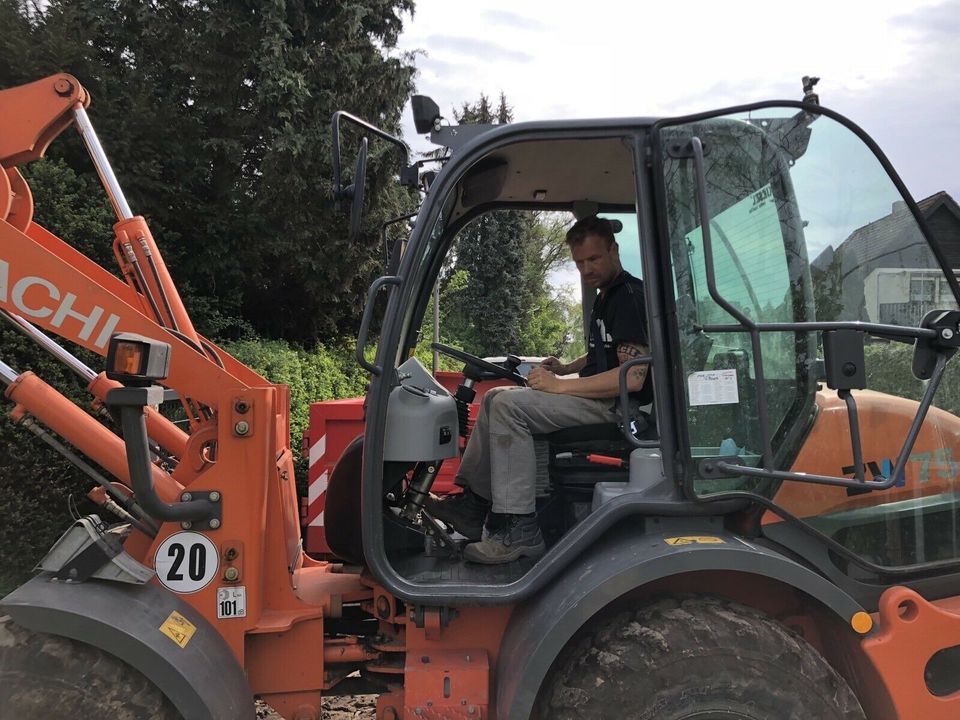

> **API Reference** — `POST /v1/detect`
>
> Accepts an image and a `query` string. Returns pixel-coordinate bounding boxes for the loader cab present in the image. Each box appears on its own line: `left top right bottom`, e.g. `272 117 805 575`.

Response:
341 99 960 607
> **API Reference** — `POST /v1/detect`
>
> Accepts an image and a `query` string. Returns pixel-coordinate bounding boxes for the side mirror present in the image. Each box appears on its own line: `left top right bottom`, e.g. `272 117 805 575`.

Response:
348 138 368 241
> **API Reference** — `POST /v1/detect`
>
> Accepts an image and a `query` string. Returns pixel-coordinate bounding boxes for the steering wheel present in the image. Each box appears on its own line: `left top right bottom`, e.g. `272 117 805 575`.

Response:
431 342 526 385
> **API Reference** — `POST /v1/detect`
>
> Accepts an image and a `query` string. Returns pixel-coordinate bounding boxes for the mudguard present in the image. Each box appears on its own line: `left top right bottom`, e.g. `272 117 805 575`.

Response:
1 572 254 720
495 519 866 720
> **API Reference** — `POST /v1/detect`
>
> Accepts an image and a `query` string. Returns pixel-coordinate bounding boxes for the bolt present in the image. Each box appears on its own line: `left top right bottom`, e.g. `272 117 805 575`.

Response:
181 521 192 530
209 491 221 502
224 567 240 581
235 421 250 436
209 519 221 529
225 547 238 561
181 492 193 502
421 655 430 663
461 699 467 705
414 709 423 716
54 78 74 96
942 328 955 340
235 400 250 414
68 568 78 579
468 706 476 715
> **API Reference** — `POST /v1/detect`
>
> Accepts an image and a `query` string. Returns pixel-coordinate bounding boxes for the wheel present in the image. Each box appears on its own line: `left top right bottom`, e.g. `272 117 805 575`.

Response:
535 595 866 720
431 342 526 384
0 614 180 718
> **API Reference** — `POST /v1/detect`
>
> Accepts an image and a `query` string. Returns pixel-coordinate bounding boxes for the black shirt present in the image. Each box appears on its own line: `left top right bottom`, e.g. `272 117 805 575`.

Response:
580 271 652 404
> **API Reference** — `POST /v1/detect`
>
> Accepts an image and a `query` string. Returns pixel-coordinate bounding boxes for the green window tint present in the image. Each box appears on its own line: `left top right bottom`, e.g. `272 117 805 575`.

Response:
684 184 795 381
604 212 642 278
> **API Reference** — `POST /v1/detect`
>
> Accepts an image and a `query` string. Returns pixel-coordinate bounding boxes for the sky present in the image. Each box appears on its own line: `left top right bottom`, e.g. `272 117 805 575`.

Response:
395 0 960 204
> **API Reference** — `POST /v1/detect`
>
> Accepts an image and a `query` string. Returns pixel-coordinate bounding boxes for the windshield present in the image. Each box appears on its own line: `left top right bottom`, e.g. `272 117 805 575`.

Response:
660 106 958 497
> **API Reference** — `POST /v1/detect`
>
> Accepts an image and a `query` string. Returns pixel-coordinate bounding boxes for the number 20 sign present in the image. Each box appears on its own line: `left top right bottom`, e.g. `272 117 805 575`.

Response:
155 532 220 593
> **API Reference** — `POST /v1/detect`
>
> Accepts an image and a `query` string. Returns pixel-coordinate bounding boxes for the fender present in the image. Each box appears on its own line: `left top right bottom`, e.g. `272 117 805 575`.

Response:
495 519 866 720
1 572 254 720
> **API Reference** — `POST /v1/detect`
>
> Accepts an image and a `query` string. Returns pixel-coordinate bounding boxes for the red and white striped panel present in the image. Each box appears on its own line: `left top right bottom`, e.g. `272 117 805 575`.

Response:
305 432 327 531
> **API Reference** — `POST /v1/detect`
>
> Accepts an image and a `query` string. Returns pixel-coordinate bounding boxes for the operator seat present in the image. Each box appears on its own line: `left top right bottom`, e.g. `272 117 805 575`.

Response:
540 410 657 486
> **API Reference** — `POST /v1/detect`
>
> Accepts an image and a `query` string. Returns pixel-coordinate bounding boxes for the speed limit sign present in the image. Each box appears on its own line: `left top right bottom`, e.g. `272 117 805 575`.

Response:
154 532 219 593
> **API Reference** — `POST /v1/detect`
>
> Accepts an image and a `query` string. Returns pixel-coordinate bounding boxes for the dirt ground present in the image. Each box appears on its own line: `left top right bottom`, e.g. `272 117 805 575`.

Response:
257 696 377 719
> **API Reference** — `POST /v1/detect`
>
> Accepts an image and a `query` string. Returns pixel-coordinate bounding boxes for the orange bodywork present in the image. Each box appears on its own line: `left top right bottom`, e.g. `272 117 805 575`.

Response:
861 587 960 719
767 390 960 523
0 74 507 720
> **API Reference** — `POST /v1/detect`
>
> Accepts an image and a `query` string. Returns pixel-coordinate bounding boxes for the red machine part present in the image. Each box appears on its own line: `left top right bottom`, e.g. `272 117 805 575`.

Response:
860 587 960 719
303 373 510 556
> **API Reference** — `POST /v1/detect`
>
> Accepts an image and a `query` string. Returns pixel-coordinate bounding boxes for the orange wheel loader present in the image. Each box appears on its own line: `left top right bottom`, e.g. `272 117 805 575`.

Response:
2 73 960 719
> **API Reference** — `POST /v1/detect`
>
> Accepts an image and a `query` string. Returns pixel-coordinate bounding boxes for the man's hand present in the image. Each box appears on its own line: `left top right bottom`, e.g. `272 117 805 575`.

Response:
527 366 561 393
540 356 566 375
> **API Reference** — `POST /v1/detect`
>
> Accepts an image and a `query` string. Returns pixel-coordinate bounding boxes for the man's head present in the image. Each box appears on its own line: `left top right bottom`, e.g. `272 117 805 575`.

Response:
566 215 623 291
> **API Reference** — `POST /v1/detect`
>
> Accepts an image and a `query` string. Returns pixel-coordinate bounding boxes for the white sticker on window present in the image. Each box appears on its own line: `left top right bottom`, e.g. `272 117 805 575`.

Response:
688 369 739 406
217 586 247 619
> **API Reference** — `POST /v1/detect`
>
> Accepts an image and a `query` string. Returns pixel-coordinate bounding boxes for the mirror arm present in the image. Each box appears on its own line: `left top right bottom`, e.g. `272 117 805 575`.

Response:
331 110 413 199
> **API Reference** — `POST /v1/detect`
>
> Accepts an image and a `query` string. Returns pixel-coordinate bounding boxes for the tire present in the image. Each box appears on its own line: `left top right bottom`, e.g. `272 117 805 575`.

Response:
0 614 180 719
535 595 866 720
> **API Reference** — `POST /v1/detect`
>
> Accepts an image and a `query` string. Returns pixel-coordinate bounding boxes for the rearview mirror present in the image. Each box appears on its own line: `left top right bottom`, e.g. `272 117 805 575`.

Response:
347 138 368 241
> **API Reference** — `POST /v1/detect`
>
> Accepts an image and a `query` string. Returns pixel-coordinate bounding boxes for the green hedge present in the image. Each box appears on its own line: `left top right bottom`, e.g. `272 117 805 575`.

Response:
865 342 960 416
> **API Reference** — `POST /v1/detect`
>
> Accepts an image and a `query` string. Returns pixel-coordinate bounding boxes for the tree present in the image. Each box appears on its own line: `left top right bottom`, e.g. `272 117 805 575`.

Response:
0 0 419 344
433 94 578 358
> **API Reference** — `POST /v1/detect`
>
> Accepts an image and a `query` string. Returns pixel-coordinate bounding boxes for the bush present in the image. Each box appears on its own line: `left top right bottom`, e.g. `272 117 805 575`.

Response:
864 342 960 416
0 324 103 595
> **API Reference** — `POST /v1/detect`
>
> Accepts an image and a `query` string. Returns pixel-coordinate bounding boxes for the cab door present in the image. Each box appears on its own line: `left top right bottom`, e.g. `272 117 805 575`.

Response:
653 103 960 603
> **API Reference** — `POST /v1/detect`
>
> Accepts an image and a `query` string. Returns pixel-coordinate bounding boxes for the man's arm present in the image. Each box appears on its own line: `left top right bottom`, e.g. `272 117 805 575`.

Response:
527 342 649 398
540 353 588 376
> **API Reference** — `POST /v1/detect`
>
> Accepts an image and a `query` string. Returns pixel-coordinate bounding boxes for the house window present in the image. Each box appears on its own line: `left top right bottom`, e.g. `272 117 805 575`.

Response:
910 276 936 302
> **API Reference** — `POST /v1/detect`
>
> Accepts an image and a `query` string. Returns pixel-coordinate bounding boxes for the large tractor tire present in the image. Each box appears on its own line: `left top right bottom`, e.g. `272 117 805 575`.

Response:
535 595 866 720
0 614 180 719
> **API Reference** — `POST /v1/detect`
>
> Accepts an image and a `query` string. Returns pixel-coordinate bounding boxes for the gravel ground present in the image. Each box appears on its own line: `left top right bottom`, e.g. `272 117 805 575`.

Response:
256 696 377 719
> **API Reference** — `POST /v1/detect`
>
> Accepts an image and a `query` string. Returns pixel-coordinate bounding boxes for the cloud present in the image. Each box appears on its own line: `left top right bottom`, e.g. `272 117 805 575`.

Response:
425 34 534 63
483 9 545 31
416 54 474 78
827 0 960 201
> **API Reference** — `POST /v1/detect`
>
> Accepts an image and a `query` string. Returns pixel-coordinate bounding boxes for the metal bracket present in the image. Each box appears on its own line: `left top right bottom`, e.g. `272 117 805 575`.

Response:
410 606 458 636
38 515 154 584
914 309 960 380
666 137 710 159
698 456 745 479
178 490 223 531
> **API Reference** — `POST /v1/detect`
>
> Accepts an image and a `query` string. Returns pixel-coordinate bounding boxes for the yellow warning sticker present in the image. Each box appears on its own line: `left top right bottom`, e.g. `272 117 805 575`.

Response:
159 611 197 649
664 536 726 546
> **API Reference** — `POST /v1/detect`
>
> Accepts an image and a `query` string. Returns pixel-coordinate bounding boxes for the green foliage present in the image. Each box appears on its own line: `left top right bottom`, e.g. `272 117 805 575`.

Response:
221 338 370 450
864 342 960 416
0 0 418 344
0 323 101 595
0 0 419 591
429 94 579 359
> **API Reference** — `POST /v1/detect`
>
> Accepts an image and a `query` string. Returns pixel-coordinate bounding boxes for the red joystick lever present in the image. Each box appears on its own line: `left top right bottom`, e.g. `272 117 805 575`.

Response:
586 454 627 468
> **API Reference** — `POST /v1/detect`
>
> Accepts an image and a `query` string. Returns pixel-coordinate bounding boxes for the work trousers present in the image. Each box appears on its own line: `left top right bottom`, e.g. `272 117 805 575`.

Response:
456 386 619 514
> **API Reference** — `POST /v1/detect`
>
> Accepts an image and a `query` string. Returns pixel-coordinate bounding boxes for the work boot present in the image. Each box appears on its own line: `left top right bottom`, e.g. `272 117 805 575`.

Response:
462 514 545 564
424 487 489 542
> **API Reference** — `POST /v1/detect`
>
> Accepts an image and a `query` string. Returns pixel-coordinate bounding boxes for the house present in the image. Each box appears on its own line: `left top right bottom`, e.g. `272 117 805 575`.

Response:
811 191 960 325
